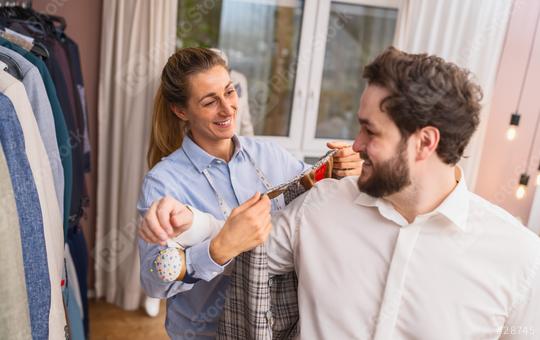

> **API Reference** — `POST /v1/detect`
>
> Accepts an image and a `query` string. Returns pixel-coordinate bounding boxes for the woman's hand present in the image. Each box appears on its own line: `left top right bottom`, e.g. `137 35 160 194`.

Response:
209 193 272 265
139 196 194 245
327 141 363 178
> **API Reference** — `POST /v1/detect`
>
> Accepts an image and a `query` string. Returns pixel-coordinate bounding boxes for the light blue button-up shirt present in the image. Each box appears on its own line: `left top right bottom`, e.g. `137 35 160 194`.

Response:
138 135 309 339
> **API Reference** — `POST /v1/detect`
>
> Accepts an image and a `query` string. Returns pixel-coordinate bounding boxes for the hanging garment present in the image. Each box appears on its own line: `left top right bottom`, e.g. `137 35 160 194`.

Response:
46 34 91 335
6 20 85 235
64 244 85 340
0 45 64 215
0 93 51 339
0 37 73 236
0 145 32 340
0 72 66 339
60 35 91 335
62 35 91 172
66 224 89 336
44 36 87 236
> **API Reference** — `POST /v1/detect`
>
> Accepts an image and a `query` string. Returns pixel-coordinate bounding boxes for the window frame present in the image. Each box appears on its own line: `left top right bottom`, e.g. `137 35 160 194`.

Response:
176 0 401 159
293 0 400 158
252 0 318 150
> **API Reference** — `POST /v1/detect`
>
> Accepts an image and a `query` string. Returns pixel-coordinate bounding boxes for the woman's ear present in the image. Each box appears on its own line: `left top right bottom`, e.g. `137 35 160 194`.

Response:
171 105 188 121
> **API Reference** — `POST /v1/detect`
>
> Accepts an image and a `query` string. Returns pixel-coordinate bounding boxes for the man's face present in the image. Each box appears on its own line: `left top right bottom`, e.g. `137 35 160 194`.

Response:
352 85 412 198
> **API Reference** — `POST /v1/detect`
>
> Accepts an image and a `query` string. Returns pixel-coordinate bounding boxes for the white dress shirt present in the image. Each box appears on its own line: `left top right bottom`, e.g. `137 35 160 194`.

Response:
265 173 540 340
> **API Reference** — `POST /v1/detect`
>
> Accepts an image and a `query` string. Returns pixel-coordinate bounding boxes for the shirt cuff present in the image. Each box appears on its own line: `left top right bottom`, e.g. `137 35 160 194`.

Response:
185 239 229 281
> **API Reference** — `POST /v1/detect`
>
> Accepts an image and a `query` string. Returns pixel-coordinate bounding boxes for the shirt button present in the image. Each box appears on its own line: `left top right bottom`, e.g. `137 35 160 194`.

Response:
268 278 273 287
266 310 274 326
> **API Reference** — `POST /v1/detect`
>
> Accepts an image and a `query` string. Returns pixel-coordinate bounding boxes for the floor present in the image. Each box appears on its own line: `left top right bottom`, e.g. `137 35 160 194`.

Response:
89 299 169 340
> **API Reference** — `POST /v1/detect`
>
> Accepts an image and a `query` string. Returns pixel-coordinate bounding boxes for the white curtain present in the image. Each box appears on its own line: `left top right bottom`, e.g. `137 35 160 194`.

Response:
96 0 178 309
395 0 512 188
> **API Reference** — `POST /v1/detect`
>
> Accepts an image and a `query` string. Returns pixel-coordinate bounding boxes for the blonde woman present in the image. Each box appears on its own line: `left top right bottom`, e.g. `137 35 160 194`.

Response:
137 48 361 339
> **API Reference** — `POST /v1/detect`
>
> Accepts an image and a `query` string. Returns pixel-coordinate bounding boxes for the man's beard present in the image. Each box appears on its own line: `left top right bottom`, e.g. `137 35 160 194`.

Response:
357 141 412 198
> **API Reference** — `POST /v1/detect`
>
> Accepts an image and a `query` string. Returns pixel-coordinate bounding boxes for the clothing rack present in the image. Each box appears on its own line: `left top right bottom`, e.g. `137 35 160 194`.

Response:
0 6 91 339
0 1 32 8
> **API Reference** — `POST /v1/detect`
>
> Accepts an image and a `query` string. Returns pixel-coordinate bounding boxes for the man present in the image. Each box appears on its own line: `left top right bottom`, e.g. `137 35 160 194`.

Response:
140 47 540 339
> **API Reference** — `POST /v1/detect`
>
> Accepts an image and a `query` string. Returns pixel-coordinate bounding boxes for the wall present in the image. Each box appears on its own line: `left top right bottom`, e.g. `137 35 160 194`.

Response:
475 0 540 224
33 0 103 288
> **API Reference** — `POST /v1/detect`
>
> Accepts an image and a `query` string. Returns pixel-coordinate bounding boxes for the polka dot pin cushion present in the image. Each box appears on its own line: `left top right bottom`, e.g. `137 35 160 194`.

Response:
153 240 184 282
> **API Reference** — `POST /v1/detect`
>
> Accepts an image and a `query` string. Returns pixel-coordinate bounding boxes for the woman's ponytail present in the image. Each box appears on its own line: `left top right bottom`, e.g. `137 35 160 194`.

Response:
147 85 188 168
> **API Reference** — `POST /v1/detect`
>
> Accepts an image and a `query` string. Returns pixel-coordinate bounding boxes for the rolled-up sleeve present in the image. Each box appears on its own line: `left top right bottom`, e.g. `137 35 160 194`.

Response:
178 207 228 281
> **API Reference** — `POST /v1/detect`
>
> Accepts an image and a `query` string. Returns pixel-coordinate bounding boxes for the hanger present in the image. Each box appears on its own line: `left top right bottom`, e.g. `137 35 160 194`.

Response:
0 1 32 9
31 41 48 59
0 51 23 80
46 14 66 32
0 3 50 60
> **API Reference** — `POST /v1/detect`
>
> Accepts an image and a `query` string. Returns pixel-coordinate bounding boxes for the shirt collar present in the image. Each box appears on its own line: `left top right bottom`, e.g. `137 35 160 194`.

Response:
181 134 243 173
434 166 469 231
354 166 469 231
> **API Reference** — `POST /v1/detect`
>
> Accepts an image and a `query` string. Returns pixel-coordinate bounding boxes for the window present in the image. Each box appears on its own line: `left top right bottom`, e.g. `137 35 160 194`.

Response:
315 3 397 140
177 0 399 157
178 0 304 138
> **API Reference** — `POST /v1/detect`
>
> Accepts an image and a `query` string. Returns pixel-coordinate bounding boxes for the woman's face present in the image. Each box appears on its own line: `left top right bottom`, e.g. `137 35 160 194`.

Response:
177 65 238 146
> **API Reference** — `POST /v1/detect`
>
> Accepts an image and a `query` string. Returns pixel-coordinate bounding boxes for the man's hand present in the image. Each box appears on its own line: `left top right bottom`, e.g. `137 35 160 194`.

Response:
139 196 194 245
209 193 272 265
327 141 363 177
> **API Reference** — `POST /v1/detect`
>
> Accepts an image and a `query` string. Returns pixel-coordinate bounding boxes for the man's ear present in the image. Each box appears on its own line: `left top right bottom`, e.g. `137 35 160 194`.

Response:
415 126 440 161
171 105 188 121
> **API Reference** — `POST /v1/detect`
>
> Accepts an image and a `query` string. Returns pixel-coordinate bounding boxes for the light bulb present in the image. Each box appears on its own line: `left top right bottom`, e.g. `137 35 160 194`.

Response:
516 185 527 199
506 112 521 141
516 174 530 199
506 126 517 140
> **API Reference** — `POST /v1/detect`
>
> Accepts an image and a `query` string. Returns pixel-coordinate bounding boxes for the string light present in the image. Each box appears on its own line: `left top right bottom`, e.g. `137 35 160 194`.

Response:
517 110 540 198
506 113 520 140
507 9 540 141
516 174 529 200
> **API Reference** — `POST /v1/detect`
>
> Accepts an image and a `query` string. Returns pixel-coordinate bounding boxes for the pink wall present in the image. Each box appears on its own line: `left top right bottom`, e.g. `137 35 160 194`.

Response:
476 0 540 223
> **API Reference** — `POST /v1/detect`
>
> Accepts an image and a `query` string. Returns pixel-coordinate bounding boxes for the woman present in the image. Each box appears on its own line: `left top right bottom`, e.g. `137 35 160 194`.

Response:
137 48 361 339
